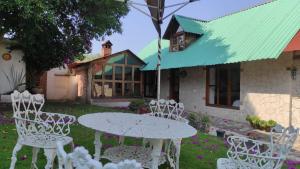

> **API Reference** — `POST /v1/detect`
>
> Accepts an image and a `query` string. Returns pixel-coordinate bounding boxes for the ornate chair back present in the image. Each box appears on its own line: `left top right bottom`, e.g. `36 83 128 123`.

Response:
11 90 45 140
227 126 299 169
57 142 143 169
149 99 186 122
11 90 76 140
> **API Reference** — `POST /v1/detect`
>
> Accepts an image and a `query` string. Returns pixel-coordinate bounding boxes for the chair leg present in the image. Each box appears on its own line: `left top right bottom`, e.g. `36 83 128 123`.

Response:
31 148 40 169
44 149 56 169
119 136 125 145
9 143 23 169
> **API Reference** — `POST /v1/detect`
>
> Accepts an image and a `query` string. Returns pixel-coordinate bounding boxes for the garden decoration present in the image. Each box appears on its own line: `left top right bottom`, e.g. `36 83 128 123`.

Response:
114 0 200 100
57 142 143 169
217 126 299 169
9 90 76 169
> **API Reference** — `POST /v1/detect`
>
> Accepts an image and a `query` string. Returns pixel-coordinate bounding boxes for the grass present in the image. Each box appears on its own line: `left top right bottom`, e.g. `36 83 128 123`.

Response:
0 102 295 169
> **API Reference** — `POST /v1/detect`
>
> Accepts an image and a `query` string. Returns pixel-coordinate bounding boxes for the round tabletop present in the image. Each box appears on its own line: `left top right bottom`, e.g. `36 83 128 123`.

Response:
78 113 197 139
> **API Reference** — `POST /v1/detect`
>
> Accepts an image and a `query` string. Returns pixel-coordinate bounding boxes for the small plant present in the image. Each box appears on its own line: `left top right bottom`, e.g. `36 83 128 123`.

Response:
188 112 200 129
128 99 146 113
188 112 210 132
246 115 277 132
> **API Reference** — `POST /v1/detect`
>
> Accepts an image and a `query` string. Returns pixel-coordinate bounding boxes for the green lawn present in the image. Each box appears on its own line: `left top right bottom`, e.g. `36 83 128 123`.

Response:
0 102 294 169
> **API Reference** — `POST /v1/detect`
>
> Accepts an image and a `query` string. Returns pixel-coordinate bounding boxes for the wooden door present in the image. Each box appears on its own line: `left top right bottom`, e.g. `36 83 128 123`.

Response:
169 69 180 102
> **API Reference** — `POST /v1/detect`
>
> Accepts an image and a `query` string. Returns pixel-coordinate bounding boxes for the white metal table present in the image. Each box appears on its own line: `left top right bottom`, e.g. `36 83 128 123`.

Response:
78 112 197 169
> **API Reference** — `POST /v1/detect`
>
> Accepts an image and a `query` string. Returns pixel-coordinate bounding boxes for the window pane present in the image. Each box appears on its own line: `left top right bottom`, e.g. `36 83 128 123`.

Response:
125 67 132 81
93 82 102 98
231 68 240 107
134 68 141 81
93 63 103 79
209 86 216 104
127 55 141 65
125 83 133 96
134 83 141 96
209 68 216 85
115 83 122 97
107 54 125 64
104 65 113 80
218 68 228 105
104 82 113 97
115 66 123 80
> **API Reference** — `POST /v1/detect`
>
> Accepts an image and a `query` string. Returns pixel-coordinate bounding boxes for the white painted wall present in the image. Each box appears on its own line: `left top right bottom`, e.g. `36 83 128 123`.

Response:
160 52 300 127
0 41 25 95
46 67 78 100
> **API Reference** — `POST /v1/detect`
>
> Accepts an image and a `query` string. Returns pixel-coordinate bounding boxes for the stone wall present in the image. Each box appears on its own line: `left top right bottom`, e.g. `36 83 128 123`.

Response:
160 52 300 127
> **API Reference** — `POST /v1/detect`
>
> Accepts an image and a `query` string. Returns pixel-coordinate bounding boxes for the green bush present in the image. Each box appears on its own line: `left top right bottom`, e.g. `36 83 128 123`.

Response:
128 99 145 112
246 115 277 132
188 112 210 132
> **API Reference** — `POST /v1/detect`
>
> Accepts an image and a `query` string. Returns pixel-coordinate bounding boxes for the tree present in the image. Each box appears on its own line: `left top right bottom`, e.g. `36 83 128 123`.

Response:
0 0 128 88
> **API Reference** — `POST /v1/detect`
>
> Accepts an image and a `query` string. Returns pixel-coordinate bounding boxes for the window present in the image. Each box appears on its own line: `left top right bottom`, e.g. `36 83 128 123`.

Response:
206 64 240 109
170 32 185 52
91 53 143 98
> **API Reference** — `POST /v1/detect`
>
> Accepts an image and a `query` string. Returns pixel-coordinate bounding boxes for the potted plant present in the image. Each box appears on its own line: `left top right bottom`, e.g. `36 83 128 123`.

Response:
216 129 226 138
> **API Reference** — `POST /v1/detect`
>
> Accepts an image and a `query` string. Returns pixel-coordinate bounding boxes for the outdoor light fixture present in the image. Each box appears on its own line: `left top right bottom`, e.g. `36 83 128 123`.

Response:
287 67 297 80
291 67 297 80
114 0 200 99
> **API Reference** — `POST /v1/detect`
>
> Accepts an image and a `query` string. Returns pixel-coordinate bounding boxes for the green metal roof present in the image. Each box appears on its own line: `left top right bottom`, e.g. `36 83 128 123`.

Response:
139 0 300 71
174 15 207 35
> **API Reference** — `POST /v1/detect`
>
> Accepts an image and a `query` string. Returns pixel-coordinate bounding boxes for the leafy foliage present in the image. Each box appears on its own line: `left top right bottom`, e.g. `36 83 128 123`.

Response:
246 115 277 132
0 0 129 73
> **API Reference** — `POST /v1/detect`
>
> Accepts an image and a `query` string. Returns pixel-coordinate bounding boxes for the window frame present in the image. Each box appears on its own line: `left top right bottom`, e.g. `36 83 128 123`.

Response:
91 54 143 98
205 64 240 110
170 31 185 52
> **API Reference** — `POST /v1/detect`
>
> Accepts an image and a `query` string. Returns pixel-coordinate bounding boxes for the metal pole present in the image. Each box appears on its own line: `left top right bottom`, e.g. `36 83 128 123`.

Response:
157 35 161 100
157 0 162 100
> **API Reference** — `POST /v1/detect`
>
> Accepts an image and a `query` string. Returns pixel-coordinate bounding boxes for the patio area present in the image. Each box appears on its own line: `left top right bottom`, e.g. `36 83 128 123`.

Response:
0 102 298 169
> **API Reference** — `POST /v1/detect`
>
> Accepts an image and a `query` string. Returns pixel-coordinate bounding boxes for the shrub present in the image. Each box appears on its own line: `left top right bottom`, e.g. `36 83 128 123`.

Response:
246 115 277 132
128 99 146 113
188 112 210 132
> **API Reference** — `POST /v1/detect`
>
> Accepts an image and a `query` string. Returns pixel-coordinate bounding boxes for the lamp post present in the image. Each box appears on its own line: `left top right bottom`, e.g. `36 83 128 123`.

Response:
115 0 200 99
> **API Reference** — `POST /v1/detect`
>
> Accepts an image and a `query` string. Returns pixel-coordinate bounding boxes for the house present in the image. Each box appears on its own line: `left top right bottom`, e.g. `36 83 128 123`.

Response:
0 39 25 102
138 0 300 127
68 41 145 106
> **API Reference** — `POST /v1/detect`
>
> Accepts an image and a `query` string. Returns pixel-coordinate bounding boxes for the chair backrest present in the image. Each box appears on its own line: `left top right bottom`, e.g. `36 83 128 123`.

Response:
57 142 143 169
11 90 45 138
149 99 186 122
227 126 299 169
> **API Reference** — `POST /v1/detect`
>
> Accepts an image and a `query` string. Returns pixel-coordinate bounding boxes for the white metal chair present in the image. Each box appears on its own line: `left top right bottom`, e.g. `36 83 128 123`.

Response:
217 126 299 169
9 90 76 169
57 142 143 169
146 99 187 169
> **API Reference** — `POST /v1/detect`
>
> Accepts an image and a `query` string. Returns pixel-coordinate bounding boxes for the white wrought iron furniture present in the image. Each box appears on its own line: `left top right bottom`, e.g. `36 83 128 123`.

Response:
56 142 143 169
217 126 299 169
145 99 188 169
78 112 197 169
10 90 76 169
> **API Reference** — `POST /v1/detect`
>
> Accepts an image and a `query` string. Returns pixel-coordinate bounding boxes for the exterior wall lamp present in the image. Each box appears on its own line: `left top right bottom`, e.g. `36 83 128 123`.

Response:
291 67 297 80
287 67 297 80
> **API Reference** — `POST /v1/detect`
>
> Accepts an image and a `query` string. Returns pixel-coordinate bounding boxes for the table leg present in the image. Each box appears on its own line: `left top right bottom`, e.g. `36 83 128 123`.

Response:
94 131 102 161
151 139 163 169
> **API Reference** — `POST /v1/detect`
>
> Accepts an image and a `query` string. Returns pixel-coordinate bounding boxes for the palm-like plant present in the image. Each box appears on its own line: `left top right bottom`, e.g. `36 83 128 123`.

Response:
1 64 26 94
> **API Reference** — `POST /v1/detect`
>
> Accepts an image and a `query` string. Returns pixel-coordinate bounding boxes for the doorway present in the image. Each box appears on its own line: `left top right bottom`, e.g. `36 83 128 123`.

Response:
169 69 180 102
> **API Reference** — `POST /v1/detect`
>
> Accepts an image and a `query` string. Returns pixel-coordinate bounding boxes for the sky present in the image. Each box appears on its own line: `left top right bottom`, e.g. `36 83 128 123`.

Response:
91 0 269 54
